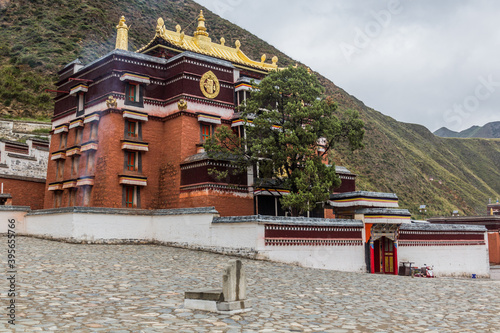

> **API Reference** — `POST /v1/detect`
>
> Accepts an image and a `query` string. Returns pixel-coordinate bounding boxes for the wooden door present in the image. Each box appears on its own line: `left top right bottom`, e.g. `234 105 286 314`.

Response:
383 237 394 274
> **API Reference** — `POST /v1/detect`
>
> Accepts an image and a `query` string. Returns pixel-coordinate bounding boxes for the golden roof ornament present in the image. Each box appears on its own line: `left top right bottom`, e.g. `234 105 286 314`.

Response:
194 10 209 38
137 10 279 71
156 18 165 35
115 16 129 51
261 54 266 63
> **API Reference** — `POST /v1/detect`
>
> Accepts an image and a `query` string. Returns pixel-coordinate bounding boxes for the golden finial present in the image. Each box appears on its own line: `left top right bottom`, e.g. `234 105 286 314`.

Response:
177 98 188 111
235 40 241 51
220 37 225 46
293 63 298 68
180 31 185 42
307 67 311 74
156 18 164 32
261 54 266 63
194 10 209 37
272 56 278 65
115 16 129 51
176 24 181 33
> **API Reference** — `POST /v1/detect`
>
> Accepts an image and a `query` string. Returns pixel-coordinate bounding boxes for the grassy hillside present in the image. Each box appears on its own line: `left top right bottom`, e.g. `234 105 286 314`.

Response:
0 0 498 217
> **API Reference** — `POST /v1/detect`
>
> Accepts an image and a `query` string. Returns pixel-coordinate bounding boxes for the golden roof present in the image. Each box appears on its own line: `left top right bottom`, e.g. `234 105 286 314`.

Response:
137 10 278 71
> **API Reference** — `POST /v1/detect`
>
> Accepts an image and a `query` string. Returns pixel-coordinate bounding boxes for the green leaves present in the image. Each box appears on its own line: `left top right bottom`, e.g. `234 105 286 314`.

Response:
206 66 364 216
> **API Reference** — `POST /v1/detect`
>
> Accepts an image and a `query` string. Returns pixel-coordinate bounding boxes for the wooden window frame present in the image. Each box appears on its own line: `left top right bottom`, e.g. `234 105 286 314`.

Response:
125 120 141 139
124 83 144 107
123 185 140 208
200 123 213 142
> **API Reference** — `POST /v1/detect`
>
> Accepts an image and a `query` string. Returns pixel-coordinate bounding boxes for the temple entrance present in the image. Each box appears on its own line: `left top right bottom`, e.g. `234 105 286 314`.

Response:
369 224 400 275
372 237 395 274
382 237 395 273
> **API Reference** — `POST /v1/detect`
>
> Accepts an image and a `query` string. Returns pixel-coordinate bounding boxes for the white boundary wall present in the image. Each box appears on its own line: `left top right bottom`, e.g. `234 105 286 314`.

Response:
259 246 366 272
398 242 490 277
0 207 367 272
0 206 490 276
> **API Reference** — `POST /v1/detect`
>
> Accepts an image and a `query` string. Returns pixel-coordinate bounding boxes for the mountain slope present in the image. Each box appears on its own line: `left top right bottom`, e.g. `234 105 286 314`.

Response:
434 122 500 138
0 0 498 217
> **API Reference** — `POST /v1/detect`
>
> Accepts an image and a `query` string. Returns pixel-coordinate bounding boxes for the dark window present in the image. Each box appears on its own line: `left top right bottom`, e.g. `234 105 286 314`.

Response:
76 93 85 117
59 133 67 149
123 186 140 208
82 186 92 206
126 151 137 171
90 122 99 140
68 188 77 206
124 83 143 107
75 127 83 145
54 191 63 208
56 160 64 180
200 124 213 142
128 84 137 102
71 156 80 177
125 120 139 139
86 151 95 174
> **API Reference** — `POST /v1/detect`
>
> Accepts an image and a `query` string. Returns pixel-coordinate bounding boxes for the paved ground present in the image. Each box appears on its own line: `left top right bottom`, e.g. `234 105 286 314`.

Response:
1 237 500 332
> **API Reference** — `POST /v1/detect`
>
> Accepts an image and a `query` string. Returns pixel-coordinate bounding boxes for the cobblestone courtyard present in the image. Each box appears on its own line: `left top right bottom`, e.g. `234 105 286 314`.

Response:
1 237 500 332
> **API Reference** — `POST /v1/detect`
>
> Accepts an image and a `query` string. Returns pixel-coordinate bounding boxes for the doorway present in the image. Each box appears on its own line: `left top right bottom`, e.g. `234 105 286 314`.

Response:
373 237 396 274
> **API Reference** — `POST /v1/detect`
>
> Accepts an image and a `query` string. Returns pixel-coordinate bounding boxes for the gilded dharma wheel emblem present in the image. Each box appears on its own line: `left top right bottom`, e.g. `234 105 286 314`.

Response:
200 71 220 99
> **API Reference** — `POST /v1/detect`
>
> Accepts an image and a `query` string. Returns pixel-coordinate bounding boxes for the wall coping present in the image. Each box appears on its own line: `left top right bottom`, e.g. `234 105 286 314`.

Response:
0 173 46 183
0 205 31 211
401 222 487 232
27 206 219 216
213 215 364 227
330 191 398 200
356 208 411 215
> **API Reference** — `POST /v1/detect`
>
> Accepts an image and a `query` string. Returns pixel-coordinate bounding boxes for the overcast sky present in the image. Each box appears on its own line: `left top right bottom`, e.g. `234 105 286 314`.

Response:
194 0 500 132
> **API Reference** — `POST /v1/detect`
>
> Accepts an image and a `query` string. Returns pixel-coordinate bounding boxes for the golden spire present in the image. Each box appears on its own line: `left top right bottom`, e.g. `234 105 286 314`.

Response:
115 16 129 51
194 10 209 37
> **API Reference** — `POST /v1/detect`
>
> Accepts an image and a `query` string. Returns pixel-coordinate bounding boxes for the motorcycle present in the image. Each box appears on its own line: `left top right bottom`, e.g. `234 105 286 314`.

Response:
424 264 435 278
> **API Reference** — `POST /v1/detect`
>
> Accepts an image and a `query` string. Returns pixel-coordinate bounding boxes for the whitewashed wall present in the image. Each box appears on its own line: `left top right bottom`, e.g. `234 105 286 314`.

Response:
398 241 490 277
0 207 30 233
259 246 366 272
0 206 491 276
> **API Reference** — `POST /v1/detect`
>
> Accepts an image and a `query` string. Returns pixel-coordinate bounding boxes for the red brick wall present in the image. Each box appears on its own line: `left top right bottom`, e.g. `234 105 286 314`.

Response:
44 129 62 208
179 190 254 216
0 176 45 209
44 111 257 215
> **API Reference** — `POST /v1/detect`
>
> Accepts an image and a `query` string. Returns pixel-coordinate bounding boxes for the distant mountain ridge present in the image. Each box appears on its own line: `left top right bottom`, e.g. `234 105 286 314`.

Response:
434 122 500 138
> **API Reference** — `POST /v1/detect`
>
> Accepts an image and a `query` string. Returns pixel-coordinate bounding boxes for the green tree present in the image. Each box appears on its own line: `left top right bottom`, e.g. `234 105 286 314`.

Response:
205 66 364 215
